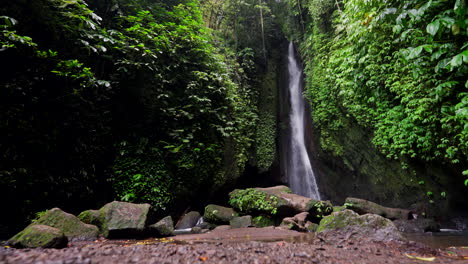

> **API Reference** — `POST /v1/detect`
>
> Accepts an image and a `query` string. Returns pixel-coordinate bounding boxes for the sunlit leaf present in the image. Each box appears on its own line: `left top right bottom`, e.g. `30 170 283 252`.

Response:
426 20 440 36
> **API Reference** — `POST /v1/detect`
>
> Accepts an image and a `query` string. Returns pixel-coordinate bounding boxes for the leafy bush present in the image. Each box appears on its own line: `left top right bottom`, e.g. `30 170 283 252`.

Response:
229 189 279 215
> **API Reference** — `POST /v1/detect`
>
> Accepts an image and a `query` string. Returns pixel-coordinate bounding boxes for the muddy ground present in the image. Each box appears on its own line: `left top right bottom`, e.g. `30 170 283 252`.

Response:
1 227 467 264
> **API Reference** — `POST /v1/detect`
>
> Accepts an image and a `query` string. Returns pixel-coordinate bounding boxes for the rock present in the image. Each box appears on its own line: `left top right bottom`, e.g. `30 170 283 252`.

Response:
213 225 231 231
33 208 99 241
204 204 236 224
251 216 275 227
8 225 68 248
191 227 202 234
78 210 102 227
317 209 404 242
149 216 174 237
293 212 309 226
175 211 201 229
195 221 217 230
278 213 311 232
393 218 440 233
229 186 333 217
230 216 252 228
279 217 298 231
345 197 411 220
99 201 152 238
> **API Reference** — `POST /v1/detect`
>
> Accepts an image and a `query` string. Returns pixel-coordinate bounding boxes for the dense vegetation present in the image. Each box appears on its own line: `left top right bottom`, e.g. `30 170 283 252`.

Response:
1 0 466 238
0 0 277 236
287 0 467 182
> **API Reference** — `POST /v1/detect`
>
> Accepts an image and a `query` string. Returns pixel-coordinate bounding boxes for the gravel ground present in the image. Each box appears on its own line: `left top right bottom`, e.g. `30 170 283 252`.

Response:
1 228 467 264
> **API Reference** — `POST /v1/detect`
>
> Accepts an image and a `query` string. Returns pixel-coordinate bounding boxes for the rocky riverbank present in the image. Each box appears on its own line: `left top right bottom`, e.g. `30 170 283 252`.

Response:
2 227 468 264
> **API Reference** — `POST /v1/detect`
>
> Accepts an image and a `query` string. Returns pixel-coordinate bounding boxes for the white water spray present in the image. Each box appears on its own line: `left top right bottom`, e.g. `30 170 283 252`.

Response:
287 42 321 200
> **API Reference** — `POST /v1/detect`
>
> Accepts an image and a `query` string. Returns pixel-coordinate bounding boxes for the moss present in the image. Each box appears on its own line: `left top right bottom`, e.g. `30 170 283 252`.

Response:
229 189 279 215
204 204 236 224
78 210 101 227
9 225 68 248
34 208 98 240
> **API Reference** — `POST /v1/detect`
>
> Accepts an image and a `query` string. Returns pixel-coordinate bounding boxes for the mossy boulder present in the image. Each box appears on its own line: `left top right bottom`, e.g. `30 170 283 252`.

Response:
345 197 411 220
98 201 152 238
149 216 174 237
33 208 99 241
8 225 68 248
230 215 252 228
317 209 404 241
175 211 201 229
78 210 101 227
251 216 275 227
229 186 333 217
204 204 236 224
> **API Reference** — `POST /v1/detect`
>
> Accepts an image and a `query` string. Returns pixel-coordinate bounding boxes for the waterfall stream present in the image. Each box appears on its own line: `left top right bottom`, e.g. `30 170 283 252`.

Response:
286 42 321 200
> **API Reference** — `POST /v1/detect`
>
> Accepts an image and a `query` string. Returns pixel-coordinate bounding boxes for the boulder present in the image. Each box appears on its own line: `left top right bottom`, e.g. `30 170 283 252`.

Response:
78 210 101 227
251 216 275 228
293 212 309 226
345 197 411 220
204 204 236 224
8 225 68 248
213 225 231 231
98 201 151 238
279 217 298 231
33 208 99 241
149 216 174 237
393 218 440 233
229 186 333 217
317 209 404 242
278 212 312 232
230 216 252 228
175 211 201 229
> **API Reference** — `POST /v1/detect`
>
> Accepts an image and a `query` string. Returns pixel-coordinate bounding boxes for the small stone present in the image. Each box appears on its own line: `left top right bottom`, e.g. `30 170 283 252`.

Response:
204 205 236 224
230 216 252 228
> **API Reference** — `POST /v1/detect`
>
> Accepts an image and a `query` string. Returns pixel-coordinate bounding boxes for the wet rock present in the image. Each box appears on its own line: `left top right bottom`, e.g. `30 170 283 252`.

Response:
8 225 68 248
33 208 99 241
78 210 102 227
195 221 217 230
317 209 404 242
191 227 202 234
345 197 411 220
204 204 236 224
251 216 275 228
230 216 252 228
149 216 174 237
175 211 201 229
393 218 440 233
98 201 151 238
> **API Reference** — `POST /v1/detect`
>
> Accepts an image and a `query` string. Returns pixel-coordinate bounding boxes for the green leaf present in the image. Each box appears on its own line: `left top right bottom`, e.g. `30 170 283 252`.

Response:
465 179 468 186
427 20 440 36
449 54 464 69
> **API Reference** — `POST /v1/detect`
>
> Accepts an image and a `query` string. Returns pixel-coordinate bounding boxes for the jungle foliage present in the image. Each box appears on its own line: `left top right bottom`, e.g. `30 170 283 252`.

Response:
0 0 263 236
287 0 467 181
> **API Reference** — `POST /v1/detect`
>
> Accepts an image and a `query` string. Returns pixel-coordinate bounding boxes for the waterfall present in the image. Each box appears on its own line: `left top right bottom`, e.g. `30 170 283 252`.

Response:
286 42 321 200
